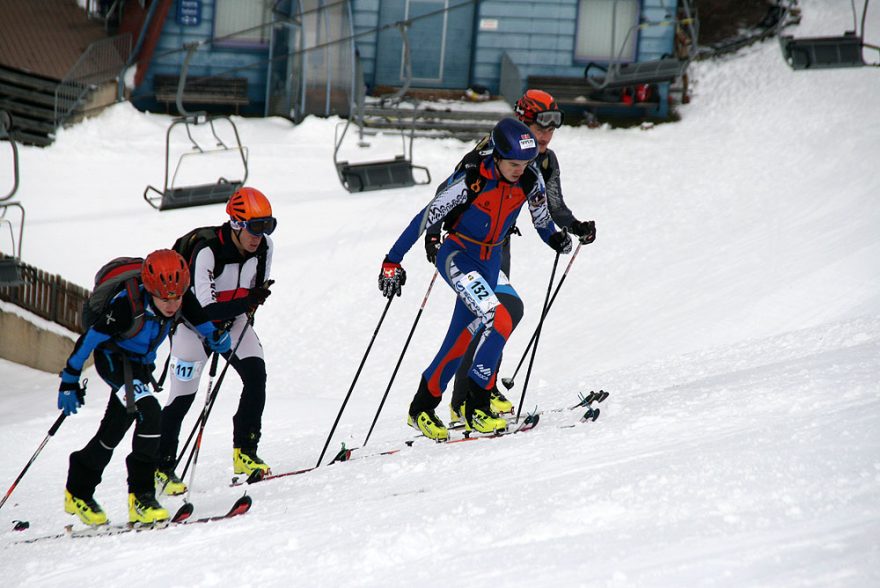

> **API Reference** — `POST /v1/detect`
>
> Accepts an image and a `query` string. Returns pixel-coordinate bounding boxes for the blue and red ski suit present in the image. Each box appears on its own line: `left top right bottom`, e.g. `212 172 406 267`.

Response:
385 155 558 414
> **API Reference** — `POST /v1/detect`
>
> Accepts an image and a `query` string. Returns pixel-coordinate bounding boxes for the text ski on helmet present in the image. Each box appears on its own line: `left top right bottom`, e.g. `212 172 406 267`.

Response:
515 89 564 129
491 118 539 162
226 187 277 236
142 249 190 299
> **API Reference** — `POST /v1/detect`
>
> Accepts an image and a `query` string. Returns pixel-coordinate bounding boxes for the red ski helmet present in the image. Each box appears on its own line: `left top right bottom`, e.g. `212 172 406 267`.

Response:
515 89 564 129
142 249 190 300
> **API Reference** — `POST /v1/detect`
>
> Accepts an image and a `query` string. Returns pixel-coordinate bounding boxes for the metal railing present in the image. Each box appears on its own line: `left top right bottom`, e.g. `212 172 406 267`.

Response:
0 254 88 334
54 32 132 126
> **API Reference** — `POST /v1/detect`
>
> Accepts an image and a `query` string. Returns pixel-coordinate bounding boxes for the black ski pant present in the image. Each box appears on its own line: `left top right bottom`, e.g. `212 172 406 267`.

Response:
231 356 267 450
66 350 160 500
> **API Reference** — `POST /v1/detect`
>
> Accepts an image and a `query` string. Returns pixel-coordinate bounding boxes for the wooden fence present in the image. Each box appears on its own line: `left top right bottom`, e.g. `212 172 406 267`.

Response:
0 255 88 334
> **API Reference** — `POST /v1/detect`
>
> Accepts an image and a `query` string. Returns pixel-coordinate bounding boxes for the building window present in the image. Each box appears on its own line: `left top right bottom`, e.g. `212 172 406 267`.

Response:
575 0 640 63
215 0 272 45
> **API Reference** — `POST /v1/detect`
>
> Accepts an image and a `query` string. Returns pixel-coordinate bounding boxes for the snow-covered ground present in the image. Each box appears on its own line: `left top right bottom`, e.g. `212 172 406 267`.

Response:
1 1 879 585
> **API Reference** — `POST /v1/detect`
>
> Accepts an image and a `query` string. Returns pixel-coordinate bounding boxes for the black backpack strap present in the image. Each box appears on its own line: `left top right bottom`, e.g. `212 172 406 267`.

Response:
106 341 137 414
256 247 268 287
119 280 146 340
121 353 136 414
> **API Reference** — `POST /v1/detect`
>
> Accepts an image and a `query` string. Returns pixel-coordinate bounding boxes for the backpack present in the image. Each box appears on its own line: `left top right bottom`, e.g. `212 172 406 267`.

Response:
173 226 221 269
82 257 146 339
173 225 268 287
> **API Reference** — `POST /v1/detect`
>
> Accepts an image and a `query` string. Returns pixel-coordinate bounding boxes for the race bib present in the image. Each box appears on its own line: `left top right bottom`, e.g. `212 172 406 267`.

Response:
170 357 203 382
454 271 499 317
114 379 152 404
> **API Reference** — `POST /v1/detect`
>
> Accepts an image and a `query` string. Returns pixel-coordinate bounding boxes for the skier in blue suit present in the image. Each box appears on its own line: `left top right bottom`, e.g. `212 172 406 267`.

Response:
378 118 573 441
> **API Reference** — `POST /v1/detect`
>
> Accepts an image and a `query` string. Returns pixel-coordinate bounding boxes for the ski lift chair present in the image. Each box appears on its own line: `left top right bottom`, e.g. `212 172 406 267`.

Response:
780 32 877 69
333 22 431 193
584 4 696 91
0 110 24 287
0 203 25 287
144 42 249 210
143 113 249 210
780 0 880 69
333 118 431 193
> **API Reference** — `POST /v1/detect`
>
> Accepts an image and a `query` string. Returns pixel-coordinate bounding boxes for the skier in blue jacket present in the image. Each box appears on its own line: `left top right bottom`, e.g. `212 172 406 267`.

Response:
432 89 597 421
378 118 572 441
58 249 230 526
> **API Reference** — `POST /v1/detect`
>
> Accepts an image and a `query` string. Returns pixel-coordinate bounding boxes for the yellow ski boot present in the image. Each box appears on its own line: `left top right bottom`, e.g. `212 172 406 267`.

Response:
407 410 449 441
64 489 108 526
466 406 508 435
233 448 271 477
128 492 169 524
489 388 514 414
449 401 465 426
155 468 188 496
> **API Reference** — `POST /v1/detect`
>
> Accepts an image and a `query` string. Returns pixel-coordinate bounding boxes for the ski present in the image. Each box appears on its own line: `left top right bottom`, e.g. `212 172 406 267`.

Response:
229 391 607 488
14 495 252 544
447 411 540 444
526 389 609 421
230 444 400 487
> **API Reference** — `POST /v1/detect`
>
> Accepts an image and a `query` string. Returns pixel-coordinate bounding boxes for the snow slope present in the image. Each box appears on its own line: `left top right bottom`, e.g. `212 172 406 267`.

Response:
1 1 879 586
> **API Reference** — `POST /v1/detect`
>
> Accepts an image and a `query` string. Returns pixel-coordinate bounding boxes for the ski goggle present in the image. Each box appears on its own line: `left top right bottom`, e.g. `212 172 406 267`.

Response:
230 216 277 236
533 110 564 129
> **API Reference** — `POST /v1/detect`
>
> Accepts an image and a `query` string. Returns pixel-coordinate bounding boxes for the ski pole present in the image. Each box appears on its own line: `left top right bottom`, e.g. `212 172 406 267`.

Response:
173 351 218 499
316 296 394 467
514 248 561 423
174 317 253 481
502 242 583 391
363 271 438 447
0 413 66 512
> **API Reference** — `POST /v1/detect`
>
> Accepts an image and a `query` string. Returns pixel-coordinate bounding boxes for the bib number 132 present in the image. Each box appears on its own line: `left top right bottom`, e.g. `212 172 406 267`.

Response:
461 272 498 316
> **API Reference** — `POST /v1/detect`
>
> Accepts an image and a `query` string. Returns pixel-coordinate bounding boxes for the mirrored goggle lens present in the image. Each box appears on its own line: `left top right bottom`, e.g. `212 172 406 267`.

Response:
535 110 563 128
233 217 277 236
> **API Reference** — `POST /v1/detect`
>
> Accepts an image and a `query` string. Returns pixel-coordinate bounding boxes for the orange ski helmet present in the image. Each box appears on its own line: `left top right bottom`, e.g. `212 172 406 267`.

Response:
514 89 564 128
142 249 190 299
226 187 272 222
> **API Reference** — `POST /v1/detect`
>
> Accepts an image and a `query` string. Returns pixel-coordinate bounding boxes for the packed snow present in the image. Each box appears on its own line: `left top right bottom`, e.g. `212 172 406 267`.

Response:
1 1 878 585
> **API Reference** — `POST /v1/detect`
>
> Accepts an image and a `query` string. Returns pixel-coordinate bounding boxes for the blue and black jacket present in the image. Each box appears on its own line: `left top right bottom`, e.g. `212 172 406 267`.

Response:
62 287 213 383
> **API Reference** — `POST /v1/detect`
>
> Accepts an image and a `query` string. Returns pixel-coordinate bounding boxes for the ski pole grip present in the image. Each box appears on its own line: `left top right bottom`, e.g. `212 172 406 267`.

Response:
208 352 220 378
48 413 66 436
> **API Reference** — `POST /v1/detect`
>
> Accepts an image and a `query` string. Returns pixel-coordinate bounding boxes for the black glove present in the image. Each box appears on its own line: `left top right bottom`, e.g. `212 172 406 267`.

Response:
548 230 573 254
378 256 406 298
424 233 442 264
247 286 272 308
570 220 596 245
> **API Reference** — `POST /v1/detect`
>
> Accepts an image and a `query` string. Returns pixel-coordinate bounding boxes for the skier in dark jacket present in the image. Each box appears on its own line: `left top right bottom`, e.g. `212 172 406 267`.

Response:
424 89 597 421
378 118 573 441
59 249 230 526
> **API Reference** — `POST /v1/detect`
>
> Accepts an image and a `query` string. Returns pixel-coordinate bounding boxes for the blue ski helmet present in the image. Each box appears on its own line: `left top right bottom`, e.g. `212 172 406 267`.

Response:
491 118 539 161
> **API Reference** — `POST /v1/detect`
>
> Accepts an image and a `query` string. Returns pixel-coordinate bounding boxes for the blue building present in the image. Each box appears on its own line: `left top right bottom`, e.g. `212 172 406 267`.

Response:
127 0 688 119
